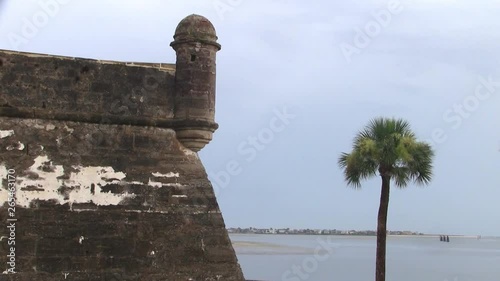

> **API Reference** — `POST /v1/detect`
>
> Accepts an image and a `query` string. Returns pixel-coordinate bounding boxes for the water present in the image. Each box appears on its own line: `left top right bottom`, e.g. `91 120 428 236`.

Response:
230 234 500 281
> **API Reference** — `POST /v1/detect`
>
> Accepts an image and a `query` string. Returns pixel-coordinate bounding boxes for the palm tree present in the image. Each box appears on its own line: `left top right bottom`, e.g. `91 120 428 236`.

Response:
338 117 434 281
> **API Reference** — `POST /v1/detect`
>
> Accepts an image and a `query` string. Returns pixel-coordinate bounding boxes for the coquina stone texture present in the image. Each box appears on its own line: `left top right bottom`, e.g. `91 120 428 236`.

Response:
0 14 245 281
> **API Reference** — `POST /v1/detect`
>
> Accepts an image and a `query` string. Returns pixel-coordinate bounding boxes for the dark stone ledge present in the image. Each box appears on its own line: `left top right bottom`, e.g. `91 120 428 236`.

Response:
0 106 218 131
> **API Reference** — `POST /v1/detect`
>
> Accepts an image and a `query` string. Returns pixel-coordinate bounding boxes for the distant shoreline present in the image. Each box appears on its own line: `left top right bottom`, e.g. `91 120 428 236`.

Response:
229 233 484 239
389 234 478 238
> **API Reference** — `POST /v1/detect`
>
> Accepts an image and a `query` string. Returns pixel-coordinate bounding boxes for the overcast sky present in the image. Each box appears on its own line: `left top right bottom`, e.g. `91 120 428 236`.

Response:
1 0 500 236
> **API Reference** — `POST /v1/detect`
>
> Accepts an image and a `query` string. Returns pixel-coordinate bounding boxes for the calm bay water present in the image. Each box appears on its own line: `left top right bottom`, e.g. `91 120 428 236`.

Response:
230 234 500 281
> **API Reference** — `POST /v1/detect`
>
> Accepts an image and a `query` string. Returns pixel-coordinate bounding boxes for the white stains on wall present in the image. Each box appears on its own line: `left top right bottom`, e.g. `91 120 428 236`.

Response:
6 141 25 151
148 171 183 188
0 165 7 181
63 125 74 133
0 166 7 202
0 130 14 138
71 208 98 212
64 166 134 207
182 148 198 156
0 156 136 208
147 178 183 188
33 124 45 130
152 172 179 178
71 166 127 183
172 195 187 198
124 209 220 214
0 155 187 209
147 180 164 188
79 236 85 244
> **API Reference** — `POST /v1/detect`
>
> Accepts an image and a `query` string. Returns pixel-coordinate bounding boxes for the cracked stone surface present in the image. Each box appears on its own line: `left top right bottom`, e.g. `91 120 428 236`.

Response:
0 14 244 281
0 118 244 280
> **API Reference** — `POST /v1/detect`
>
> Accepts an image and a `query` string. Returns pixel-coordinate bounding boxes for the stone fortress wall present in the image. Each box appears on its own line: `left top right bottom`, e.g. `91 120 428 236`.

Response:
0 14 245 281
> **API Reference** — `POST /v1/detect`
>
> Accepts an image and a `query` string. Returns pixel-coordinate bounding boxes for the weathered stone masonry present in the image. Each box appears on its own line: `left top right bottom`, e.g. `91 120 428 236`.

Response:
0 15 245 280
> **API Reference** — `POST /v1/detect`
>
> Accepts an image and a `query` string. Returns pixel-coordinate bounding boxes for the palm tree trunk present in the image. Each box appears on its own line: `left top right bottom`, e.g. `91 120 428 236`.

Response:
375 175 391 281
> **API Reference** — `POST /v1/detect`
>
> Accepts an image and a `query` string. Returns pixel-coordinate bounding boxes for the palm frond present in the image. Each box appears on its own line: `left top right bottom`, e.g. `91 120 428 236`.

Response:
392 167 410 188
338 151 378 189
406 142 434 185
